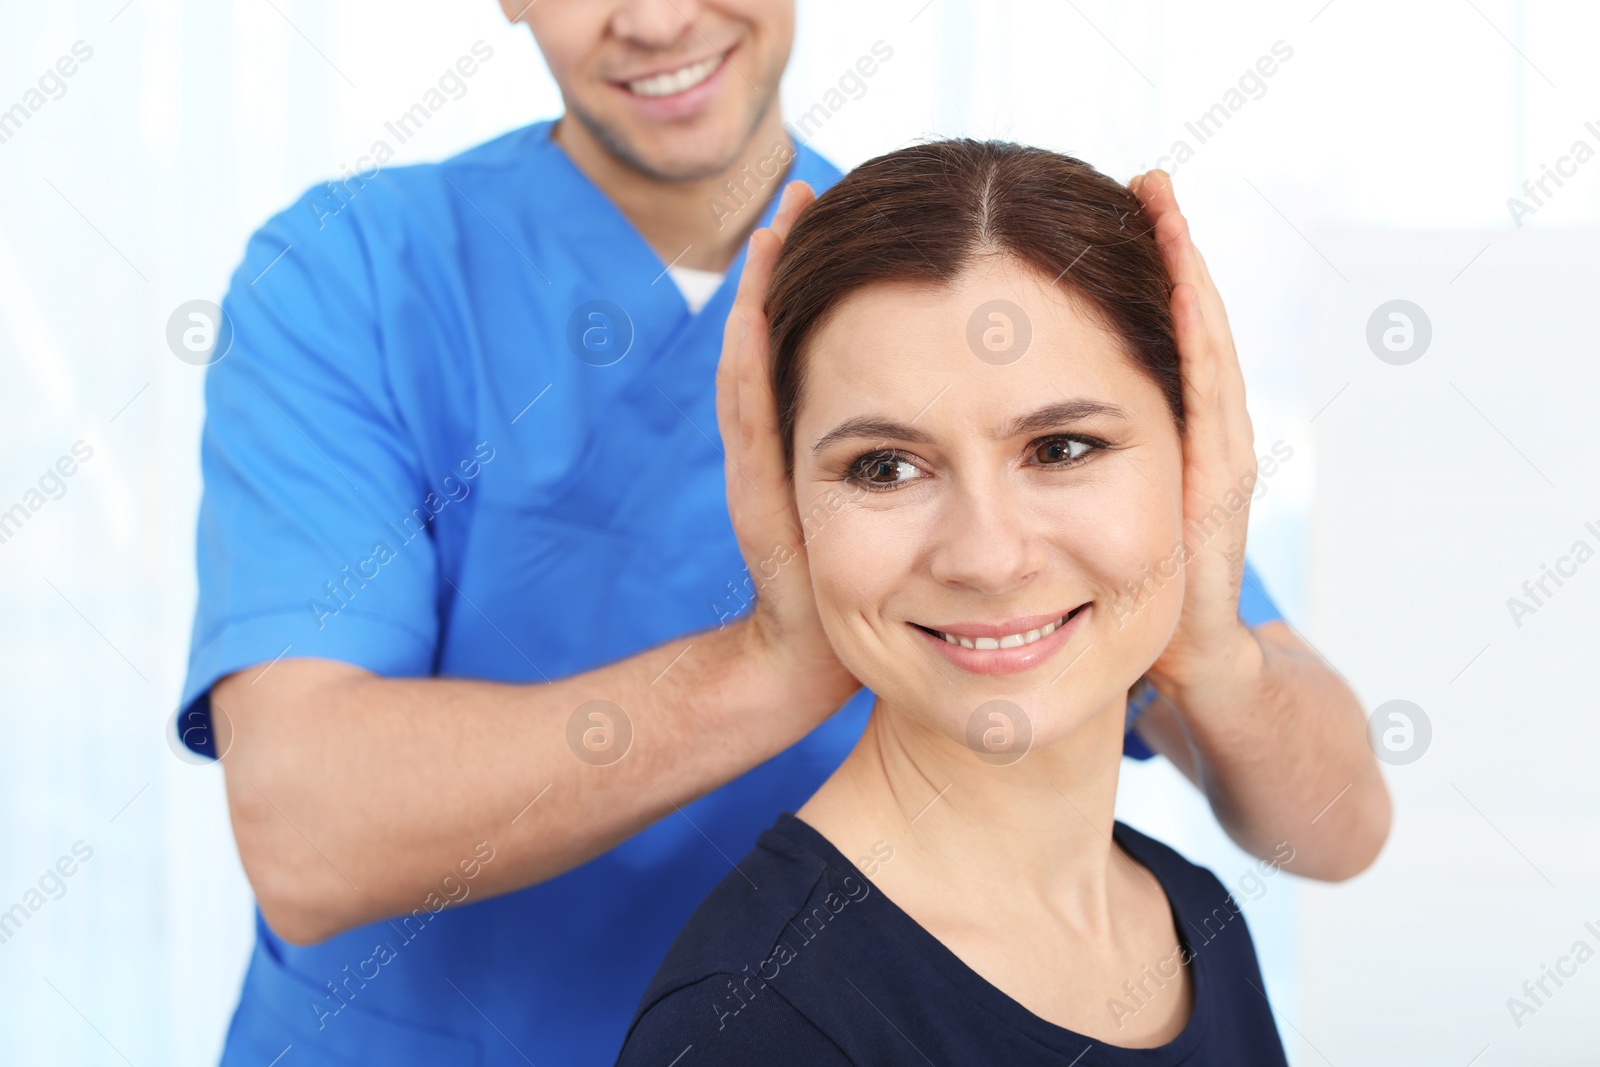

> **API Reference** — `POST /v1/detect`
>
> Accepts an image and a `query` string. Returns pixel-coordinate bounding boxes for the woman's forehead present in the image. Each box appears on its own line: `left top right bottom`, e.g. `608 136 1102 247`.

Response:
799 264 1160 427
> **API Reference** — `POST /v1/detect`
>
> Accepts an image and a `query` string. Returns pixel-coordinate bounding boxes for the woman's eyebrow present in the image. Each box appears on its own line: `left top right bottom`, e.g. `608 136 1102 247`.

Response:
811 399 1130 455
1003 399 1130 437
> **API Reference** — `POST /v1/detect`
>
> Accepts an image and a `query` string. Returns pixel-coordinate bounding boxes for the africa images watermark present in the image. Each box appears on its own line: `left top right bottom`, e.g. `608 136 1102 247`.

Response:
0 40 94 149
707 868 879 1031
1143 40 1294 177
1110 440 1295 629
1506 116 1600 228
307 41 496 230
309 840 497 1030
710 480 871 629
308 441 496 630
566 699 633 767
0 841 95 947
706 40 895 229
1106 840 1296 1030
1505 518 1600 630
1505 917 1600 1030
0 440 95 548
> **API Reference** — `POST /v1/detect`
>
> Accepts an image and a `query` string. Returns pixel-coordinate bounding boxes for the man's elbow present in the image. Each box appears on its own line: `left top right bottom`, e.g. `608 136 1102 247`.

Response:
226 777 360 945
256 885 345 948
1346 776 1394 879
214 660 376 945
1306 775 1393 882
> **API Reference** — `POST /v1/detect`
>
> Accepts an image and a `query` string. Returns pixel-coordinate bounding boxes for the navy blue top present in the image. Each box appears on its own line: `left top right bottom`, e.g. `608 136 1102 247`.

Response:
617 814 1288 1066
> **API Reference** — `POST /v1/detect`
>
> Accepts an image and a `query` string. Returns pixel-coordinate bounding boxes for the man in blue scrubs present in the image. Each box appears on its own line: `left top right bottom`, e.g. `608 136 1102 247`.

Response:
179 2 1388 1063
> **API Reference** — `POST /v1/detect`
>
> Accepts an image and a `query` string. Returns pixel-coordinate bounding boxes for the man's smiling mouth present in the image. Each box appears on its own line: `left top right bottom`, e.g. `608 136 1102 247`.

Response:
619 51 728 98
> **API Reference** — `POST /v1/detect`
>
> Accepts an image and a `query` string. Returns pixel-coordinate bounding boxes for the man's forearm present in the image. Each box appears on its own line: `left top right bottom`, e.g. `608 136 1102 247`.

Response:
215 618 856 945
1135 621 1391 881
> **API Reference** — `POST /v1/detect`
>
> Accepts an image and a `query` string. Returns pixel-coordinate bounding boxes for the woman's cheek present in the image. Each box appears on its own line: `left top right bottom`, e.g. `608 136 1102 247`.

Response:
804 506 889 669
810 502 939 696
1061 488 1183 648
1112 496 1187 667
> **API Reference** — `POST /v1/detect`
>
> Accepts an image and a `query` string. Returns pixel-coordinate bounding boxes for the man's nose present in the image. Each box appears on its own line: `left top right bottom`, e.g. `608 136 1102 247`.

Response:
610 0 704 51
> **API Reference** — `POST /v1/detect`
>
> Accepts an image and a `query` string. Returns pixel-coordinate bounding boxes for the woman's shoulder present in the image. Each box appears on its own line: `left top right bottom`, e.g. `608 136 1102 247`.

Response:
616 971 853 1066
629 814 838 999
615 813 867 1065
1113 818 1288 1059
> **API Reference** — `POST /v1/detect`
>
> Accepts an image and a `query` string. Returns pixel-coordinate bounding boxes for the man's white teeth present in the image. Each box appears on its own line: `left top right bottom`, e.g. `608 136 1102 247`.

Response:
938 615 1068 651
627 55 722 98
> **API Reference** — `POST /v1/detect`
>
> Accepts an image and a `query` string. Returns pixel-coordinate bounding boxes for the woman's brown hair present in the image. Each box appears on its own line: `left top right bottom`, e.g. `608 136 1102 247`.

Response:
765 139 1183 476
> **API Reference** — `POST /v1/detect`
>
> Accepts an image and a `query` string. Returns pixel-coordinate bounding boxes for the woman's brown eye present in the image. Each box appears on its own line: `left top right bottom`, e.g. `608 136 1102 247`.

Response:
867 455 921 483
1037 438 1092 464
850 452 924 489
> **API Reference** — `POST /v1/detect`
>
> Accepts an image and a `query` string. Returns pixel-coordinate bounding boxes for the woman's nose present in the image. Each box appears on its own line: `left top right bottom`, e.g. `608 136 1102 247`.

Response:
925 480 1047 596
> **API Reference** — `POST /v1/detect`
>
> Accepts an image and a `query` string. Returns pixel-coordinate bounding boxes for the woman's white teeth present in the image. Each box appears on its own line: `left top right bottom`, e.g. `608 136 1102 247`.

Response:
627 55 722 98
939 616 1067 650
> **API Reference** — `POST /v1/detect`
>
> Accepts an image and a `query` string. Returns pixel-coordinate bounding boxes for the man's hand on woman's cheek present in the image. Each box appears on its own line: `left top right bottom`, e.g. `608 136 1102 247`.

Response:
1125 169 1391 881
716 180 862 716
1126 169 1260 691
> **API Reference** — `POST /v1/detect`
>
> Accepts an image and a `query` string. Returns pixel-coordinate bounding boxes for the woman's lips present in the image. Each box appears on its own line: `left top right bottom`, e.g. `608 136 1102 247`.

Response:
911 605 1090 677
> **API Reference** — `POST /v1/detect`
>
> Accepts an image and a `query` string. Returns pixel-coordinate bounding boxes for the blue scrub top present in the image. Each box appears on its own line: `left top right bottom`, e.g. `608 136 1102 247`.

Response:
179 118 1283 1065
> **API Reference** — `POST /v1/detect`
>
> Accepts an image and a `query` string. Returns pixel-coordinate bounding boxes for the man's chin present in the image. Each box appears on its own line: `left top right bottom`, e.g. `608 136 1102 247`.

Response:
569 99 768 184
632 143 745 183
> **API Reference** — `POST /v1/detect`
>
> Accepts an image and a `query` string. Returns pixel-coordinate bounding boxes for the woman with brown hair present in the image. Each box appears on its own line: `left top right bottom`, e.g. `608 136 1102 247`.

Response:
614 140 1291 1064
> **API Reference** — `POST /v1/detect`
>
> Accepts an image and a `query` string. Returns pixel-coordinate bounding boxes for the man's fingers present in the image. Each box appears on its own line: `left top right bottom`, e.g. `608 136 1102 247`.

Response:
737 284 794 537
1173 282 1217 413
736 307 762 455
734 282 783 475
1174 283 1233 505
1149 201 1205 295
1135 171 1251 442
731 226 778 316
1131 169 1177 225
716 312 748 502
1191 236 1249 437
1144 188 1226 343
1137 172 1236 341
729 181 814 334
769 180 815 242
1187 240 1236 341
1134 172 1206 295
721 179 816 492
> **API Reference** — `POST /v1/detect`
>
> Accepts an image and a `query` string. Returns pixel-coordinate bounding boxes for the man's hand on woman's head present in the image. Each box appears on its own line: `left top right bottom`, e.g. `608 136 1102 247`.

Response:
1128 169 1261 692
717 180 862 717
1126 170 1391 880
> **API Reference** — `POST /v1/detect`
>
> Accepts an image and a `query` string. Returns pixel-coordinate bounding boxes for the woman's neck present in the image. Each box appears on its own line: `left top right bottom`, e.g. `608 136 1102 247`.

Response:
797 693 1195 1045
798 694 1130 921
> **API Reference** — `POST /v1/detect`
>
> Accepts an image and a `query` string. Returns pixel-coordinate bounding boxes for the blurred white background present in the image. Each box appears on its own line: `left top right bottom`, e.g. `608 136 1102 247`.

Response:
2 0 1596 1063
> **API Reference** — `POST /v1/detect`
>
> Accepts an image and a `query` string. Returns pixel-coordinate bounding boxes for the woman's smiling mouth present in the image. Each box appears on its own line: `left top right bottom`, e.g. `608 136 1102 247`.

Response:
910 605 1090 676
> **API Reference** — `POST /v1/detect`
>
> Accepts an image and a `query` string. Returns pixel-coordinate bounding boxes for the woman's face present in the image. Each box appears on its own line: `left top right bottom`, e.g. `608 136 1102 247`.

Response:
791 255 1186 757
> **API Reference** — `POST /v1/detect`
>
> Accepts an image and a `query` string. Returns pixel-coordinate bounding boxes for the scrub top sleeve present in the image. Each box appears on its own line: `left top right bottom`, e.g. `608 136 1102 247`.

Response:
178 185 440 755
1237 556 1286 628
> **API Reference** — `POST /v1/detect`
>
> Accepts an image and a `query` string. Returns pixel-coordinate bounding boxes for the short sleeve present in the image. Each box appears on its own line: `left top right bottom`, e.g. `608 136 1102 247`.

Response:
176 185 440 757
617 976 853 1067
1237 557 1285 629
1122 554 1286 759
